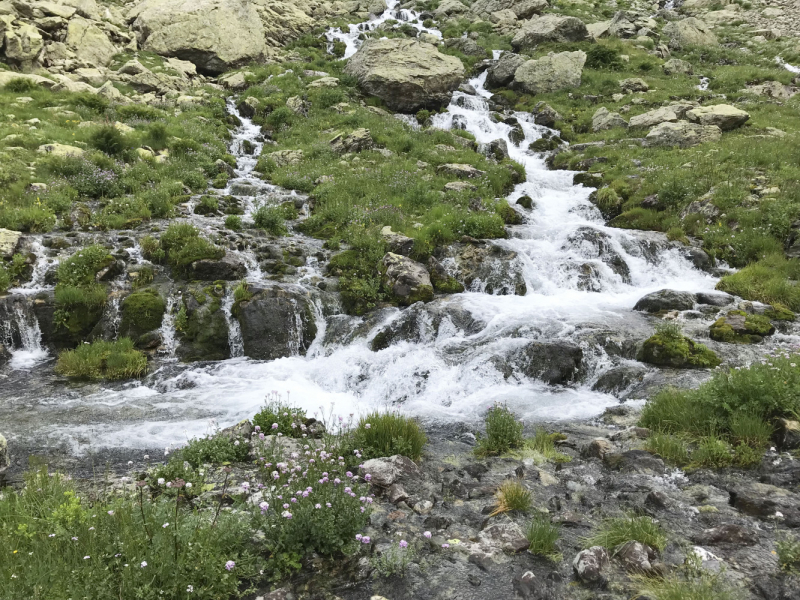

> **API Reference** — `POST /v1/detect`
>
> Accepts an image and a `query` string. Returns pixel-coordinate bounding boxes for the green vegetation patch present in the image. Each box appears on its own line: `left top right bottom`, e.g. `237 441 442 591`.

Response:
55 338 147 380
119 288 166 339
638 322 721 369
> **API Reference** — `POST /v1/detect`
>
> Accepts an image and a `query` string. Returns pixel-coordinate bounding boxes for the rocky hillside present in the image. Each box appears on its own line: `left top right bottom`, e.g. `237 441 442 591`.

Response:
1 0 800 598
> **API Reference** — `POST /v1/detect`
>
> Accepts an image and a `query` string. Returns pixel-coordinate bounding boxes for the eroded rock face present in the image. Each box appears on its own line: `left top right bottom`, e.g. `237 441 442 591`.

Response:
513 51 586 94
344 38 464 113
129 0 267 74
236 285 317 360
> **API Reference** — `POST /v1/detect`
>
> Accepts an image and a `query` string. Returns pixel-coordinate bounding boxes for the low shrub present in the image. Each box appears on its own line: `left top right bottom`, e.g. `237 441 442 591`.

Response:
526 513 561 559
475 403 523 457
370 539 418 578
4 77 40 92
690 436 732 468
225 214 242 230
348 411 427 460
0 468 259 600
253 204 288 236
56 245 114 287
584 515 667 552
181 433 250 468
90 125 128 156
252 396 308 438
55 338 147 380
777 533 800 573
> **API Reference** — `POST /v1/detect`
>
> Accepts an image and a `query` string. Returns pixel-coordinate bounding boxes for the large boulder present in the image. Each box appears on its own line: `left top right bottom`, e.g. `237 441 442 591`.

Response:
471 0 548 20
439 243 527 296
0 228 22 258
512 341 584 385
644 121 721 148
513 51 586 94
66 16 117 67
128 0 267 74
634 289 695 313
344 38 464 112
511 14 589 50
382 253 434 306
188 255 246 281
663 17 717 48
3 22 44 70
236 285 317 360
686 104 749 131
176 285 231 361
592 107 627 131
629 107 678 129
486 52 526 88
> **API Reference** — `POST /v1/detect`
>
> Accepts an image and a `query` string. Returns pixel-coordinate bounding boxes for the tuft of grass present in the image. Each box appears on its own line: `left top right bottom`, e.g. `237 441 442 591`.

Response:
253 204 288 236
521 428 571 463
729 412 772 448
584 515 667 552
252 397 308 438
475 403 523 457
349 411 427 461
525 513 561 559
645 432 690 467
181 433 250 468
89 125 128 156
55 338 147 380
634 572 739 600
491 479 532 516
690 436 733 468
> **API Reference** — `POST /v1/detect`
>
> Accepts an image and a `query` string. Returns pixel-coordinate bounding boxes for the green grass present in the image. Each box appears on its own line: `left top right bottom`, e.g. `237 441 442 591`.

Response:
777 533 800 573
157 222 225 270
0 468 259 600
475 403 524 457
55 338 147 380
584 515 668 552
634 572 740 600
645 432 691 467
252 397 308 438
491 478 532 516
514 428 571 464
525 513 561 559
180 433 250 468
717 255 800 311
347 411 427 461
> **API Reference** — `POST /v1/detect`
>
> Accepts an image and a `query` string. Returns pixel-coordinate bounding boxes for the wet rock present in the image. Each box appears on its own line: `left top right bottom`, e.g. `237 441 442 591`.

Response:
513 341 584 385
360 455 419 488
485 52 526 88
709 310 774 344
634 289 695 313
236 285 317 360
730 482 799 525
382 253 434 306
188 255 246 281
176 284 230 361
477 522 529 553
344 38 464 112
532 102 562 128
478 138 510 161
592 365 648 395
693 524 758 546
370 302 482 351
573 546 609 585
566 227 631 283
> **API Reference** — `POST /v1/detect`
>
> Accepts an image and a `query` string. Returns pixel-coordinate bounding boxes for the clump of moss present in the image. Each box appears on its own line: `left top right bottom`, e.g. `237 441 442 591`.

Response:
119 288 166 340
638 322 721 368
709 310 775 344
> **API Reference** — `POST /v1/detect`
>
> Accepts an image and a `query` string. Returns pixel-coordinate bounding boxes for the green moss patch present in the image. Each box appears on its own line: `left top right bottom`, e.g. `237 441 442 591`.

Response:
120 288 166 340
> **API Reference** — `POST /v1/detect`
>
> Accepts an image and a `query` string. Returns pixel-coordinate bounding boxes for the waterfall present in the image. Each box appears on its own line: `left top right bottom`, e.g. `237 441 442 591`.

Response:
10 240 54 295
221 289 244 358
159 294 179 358
3 305 48 369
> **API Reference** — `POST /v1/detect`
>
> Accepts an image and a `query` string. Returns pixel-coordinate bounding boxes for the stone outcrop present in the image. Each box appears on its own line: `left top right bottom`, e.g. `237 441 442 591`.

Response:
0 228 22 258
486 52 526 88
686 104 750 131
511 14 589 50
513 51 586 94
344 38 464 112
235 285 317 360
470 0 548 20
128 0 268 74
382 253 434 306
628 107 678 128
663 17 717 48
644 121 722 148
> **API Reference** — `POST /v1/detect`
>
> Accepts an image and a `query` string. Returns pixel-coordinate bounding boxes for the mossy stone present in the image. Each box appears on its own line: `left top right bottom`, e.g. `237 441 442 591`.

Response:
765 303 795 321
120 288 166 340
638 332 721 368
517 195 533 209
176 284 229 361
709 310 775 344
497 200 523 225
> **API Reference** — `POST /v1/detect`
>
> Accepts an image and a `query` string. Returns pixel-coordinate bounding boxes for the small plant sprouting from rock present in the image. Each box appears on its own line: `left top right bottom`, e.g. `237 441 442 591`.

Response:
347 411 427 461
370 538 418 578
776 532 800 573
525 513 561 560
490 478 532 516
583 515 667 553
475 402 523 457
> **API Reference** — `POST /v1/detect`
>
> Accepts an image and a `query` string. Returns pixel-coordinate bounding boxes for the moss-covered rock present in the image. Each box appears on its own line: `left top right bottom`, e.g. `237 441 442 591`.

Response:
496 200 523 225
764 303 796 322
175 283 230 361
638 332 721 368
709 310 775 344
120 288 166 342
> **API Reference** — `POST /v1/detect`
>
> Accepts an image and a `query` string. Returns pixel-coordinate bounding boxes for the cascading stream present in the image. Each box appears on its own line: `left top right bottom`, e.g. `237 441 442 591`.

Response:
5 4 796 457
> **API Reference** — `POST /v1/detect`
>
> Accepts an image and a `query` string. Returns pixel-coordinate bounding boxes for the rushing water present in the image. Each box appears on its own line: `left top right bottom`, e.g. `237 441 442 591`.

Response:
2 4 798 458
